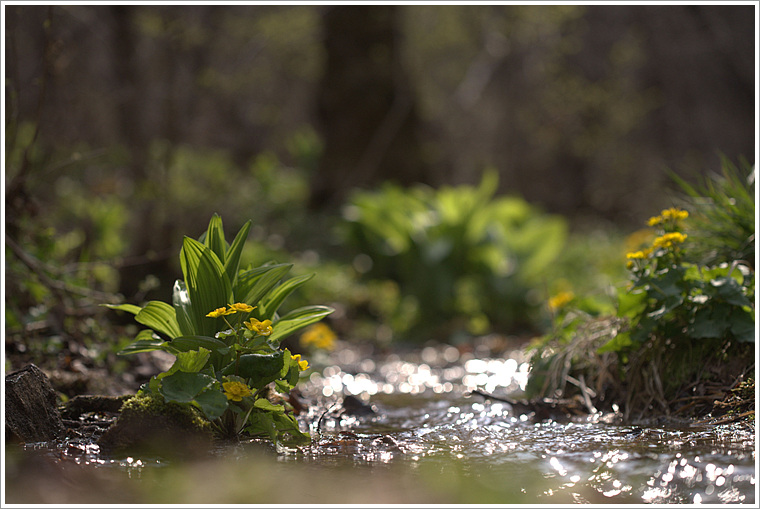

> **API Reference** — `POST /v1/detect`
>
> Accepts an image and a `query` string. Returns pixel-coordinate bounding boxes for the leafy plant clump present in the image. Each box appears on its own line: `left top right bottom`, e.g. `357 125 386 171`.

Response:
341 170 567 340
106 214 333 445
528 160 755 420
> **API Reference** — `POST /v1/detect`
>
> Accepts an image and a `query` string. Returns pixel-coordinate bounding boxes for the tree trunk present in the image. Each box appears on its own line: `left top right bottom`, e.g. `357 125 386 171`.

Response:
310 5 431 209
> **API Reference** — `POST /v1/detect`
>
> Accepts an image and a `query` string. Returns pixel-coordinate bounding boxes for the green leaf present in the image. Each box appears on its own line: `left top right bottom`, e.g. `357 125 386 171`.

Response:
192 388 228 420
730 309 755 343
118 337 167 355
281 349 301 387
204 214 228 265
690 307 729 339
221 351 285 389
246 412 278 442
267 305 335 344
711 276 752 307
257 273 315 320
237 264 293 309
597 331 633 354
617 289 647 319
135 301 182 339
172 279 196 337
174 348 211 373
223 220 252 288
254 398 286 414
170 335 229 354
159 371 216 403
181 237 232 337
102 303 142 316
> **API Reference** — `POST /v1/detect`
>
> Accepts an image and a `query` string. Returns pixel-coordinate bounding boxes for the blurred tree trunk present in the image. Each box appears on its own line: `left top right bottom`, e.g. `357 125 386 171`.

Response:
110 6 175 302
310 5 431 209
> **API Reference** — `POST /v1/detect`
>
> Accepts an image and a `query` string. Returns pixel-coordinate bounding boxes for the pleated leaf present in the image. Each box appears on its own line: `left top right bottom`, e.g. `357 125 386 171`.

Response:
223 220 251 287
267 305 335 344
257 273 315 320
134 301 182 339
180 236 232 337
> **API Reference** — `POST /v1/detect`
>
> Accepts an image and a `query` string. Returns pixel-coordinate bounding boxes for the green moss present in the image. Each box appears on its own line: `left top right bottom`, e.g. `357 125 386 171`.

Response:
98 393 214 459
119 393 212 433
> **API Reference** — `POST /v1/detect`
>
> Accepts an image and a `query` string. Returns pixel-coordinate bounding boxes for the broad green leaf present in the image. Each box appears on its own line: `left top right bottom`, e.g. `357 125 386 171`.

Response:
254 398 285 414
181 237 232 337
170 335 231 370
238 264 293 309
617 289 647 319
690 307 729 338
711 276 752 307
174 347 211 373
204 213 228 265
170 335 229 354
159 371 216 403
192 388 228 420
221 351 285 389
135 301 182 339
118 338 167 355
267 305 335 344
223 220 252 287
258 273 315 320
102 303 142 316
730 310 755 343
270 413 311 444
246 412 278 442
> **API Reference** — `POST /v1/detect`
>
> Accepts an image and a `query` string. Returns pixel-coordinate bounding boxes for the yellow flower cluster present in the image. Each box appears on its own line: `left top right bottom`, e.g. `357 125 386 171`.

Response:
299 323 337 350
292 354 309 371
652 232 688 249
206 303 255 318
548 291 574 311
626 248 652 260
244 318 273 336
647 207 689 226
223 380 252 401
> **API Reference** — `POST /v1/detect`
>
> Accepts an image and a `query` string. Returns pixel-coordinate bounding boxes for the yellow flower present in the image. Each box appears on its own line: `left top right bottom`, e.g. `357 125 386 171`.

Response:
300 323 337 350
223 381 251 401
660 207 689 221
548 291 574 312
244 318 273 336
647 215 662 227
292 354 309 371
228 303 255 313
626 247 652 260
207 306 235 318
653 232 688 249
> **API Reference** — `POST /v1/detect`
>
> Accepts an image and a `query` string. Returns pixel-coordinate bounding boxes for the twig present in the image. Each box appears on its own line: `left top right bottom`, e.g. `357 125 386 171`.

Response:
692 410 755 426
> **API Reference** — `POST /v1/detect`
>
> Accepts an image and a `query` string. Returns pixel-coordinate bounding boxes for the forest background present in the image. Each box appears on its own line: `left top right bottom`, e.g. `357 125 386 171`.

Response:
3 3 756 395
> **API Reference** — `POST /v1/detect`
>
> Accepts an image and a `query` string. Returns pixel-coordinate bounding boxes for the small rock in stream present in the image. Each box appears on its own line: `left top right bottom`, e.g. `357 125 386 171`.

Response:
5 364 65 443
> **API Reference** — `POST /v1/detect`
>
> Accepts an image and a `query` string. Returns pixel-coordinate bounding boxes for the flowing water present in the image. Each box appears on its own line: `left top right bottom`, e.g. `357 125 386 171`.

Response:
4 341 756 504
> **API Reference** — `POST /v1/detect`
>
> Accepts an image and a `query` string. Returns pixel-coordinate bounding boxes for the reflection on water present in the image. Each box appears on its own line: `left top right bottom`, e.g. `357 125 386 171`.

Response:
293 342 756 504
6 341 756 504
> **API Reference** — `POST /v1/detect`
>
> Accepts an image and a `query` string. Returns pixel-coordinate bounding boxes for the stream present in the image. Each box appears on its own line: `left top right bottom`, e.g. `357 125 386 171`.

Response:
4 340 756 504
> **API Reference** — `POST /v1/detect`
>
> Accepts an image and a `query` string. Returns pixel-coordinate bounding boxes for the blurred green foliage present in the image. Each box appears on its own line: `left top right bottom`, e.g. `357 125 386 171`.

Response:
340 170 568 341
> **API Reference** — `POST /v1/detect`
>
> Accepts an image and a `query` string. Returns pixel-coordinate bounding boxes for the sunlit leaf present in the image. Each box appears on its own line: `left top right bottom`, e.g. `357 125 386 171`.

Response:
257 273 315 320
267 305 335 344
135 301 182 339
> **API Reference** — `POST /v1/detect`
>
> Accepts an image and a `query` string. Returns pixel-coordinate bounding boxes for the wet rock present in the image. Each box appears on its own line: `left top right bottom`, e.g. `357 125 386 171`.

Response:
61 394 131 420
97 393 213 459
5 364 65 443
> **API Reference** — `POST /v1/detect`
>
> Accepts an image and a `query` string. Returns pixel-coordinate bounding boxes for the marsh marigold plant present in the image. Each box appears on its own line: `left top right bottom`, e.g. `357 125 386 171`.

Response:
106 214 334 445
